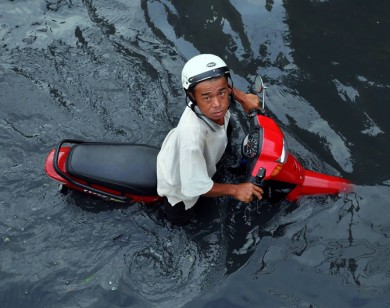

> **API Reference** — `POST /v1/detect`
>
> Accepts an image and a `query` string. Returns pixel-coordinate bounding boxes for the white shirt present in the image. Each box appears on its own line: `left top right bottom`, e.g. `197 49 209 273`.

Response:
157 106 230 209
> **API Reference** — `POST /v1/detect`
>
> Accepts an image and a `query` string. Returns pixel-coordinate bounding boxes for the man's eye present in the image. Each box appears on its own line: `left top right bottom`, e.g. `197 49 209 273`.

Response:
219 91 226 96
203 96 210 101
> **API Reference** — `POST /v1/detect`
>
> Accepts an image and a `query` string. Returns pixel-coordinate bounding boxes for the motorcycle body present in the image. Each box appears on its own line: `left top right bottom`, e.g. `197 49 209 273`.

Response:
242 111 352 202
45 140 162 203
44 77 352 203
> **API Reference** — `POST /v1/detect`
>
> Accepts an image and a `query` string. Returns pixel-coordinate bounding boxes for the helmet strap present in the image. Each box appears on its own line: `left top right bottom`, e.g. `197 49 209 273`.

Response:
184 92 216 132
227 75 236 109
185 91 197 110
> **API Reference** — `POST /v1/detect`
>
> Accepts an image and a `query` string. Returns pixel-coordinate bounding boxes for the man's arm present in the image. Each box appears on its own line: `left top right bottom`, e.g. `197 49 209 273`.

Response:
200 88 263 202
203 182 263 203
233 87 260 113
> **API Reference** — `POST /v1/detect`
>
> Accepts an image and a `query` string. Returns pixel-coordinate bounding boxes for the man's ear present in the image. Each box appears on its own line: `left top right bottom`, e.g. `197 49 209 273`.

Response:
187 90 196 103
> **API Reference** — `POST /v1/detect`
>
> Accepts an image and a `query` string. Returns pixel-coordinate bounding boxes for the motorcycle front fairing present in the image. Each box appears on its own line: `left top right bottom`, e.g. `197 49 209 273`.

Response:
242 112 352 202
243 113 299 202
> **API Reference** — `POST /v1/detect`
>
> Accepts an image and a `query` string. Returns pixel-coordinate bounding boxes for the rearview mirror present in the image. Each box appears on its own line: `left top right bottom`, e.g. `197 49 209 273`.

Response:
254 75 267 110
254 75 265 93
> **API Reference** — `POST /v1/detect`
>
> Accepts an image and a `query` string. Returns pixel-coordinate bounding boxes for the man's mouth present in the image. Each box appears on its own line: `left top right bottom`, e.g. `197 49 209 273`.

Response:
213 110 225 117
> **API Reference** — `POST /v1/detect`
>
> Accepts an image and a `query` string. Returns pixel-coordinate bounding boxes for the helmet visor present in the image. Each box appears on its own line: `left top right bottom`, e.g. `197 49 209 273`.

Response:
188 66 230 89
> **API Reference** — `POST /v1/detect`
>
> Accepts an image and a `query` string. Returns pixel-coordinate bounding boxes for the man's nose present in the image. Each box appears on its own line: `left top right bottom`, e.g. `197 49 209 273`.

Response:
211 96 221 107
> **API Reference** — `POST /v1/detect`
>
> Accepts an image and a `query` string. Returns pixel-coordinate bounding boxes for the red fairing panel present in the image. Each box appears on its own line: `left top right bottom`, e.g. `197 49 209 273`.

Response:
251 115 283 178
44 147 161 203
45 148 69 183
286 170 353 201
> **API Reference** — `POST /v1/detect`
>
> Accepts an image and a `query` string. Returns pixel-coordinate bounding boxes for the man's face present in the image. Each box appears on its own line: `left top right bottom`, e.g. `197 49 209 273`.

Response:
191 76 231 125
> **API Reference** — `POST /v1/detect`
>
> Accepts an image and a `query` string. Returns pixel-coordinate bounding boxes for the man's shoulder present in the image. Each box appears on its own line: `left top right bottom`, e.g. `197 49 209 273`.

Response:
178 107 205 131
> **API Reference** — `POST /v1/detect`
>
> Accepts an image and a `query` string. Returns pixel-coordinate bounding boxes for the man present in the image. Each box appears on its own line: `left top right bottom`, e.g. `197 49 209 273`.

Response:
157 54 263 225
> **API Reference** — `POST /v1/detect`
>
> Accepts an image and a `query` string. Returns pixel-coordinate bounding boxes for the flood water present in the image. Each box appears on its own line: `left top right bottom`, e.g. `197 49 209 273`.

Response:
1 0 390 307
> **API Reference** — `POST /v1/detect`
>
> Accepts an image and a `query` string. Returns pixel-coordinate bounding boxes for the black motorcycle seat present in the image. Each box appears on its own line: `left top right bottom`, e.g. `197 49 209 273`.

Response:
66 143 159 196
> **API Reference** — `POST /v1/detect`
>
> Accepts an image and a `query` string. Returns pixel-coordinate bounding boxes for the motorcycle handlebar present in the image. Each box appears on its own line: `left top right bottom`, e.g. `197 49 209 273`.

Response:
246 167 266 187
247 108 265 117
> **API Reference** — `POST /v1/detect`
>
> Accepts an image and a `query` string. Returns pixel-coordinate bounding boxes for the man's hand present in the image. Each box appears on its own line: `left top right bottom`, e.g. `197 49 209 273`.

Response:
233 183 264 203
233 88 260 113
203 182 263 202
241 93 260 113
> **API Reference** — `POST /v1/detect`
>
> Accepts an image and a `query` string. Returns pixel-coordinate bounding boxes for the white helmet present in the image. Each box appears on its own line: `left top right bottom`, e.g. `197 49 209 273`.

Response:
181 54 230 90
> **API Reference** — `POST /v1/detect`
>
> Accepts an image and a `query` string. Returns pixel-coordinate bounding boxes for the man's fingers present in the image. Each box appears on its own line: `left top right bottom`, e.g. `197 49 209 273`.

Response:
255 186 264 194
252 185 264 199
254 191 262 200
252 185 263 194
239 183 264 202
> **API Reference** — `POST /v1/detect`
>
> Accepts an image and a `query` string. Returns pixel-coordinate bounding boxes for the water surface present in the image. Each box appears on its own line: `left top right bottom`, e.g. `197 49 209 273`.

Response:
1 0 389 307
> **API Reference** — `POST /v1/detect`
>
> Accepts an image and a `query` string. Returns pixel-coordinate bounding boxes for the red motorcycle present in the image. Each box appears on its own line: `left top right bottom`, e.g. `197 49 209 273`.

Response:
45 140 162 203
44 76 352 203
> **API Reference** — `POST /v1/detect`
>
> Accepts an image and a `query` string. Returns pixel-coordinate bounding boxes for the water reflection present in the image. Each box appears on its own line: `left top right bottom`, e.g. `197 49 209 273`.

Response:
158 0 252 65
1 0 390 307
283 0 390 183
250 189 390 294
